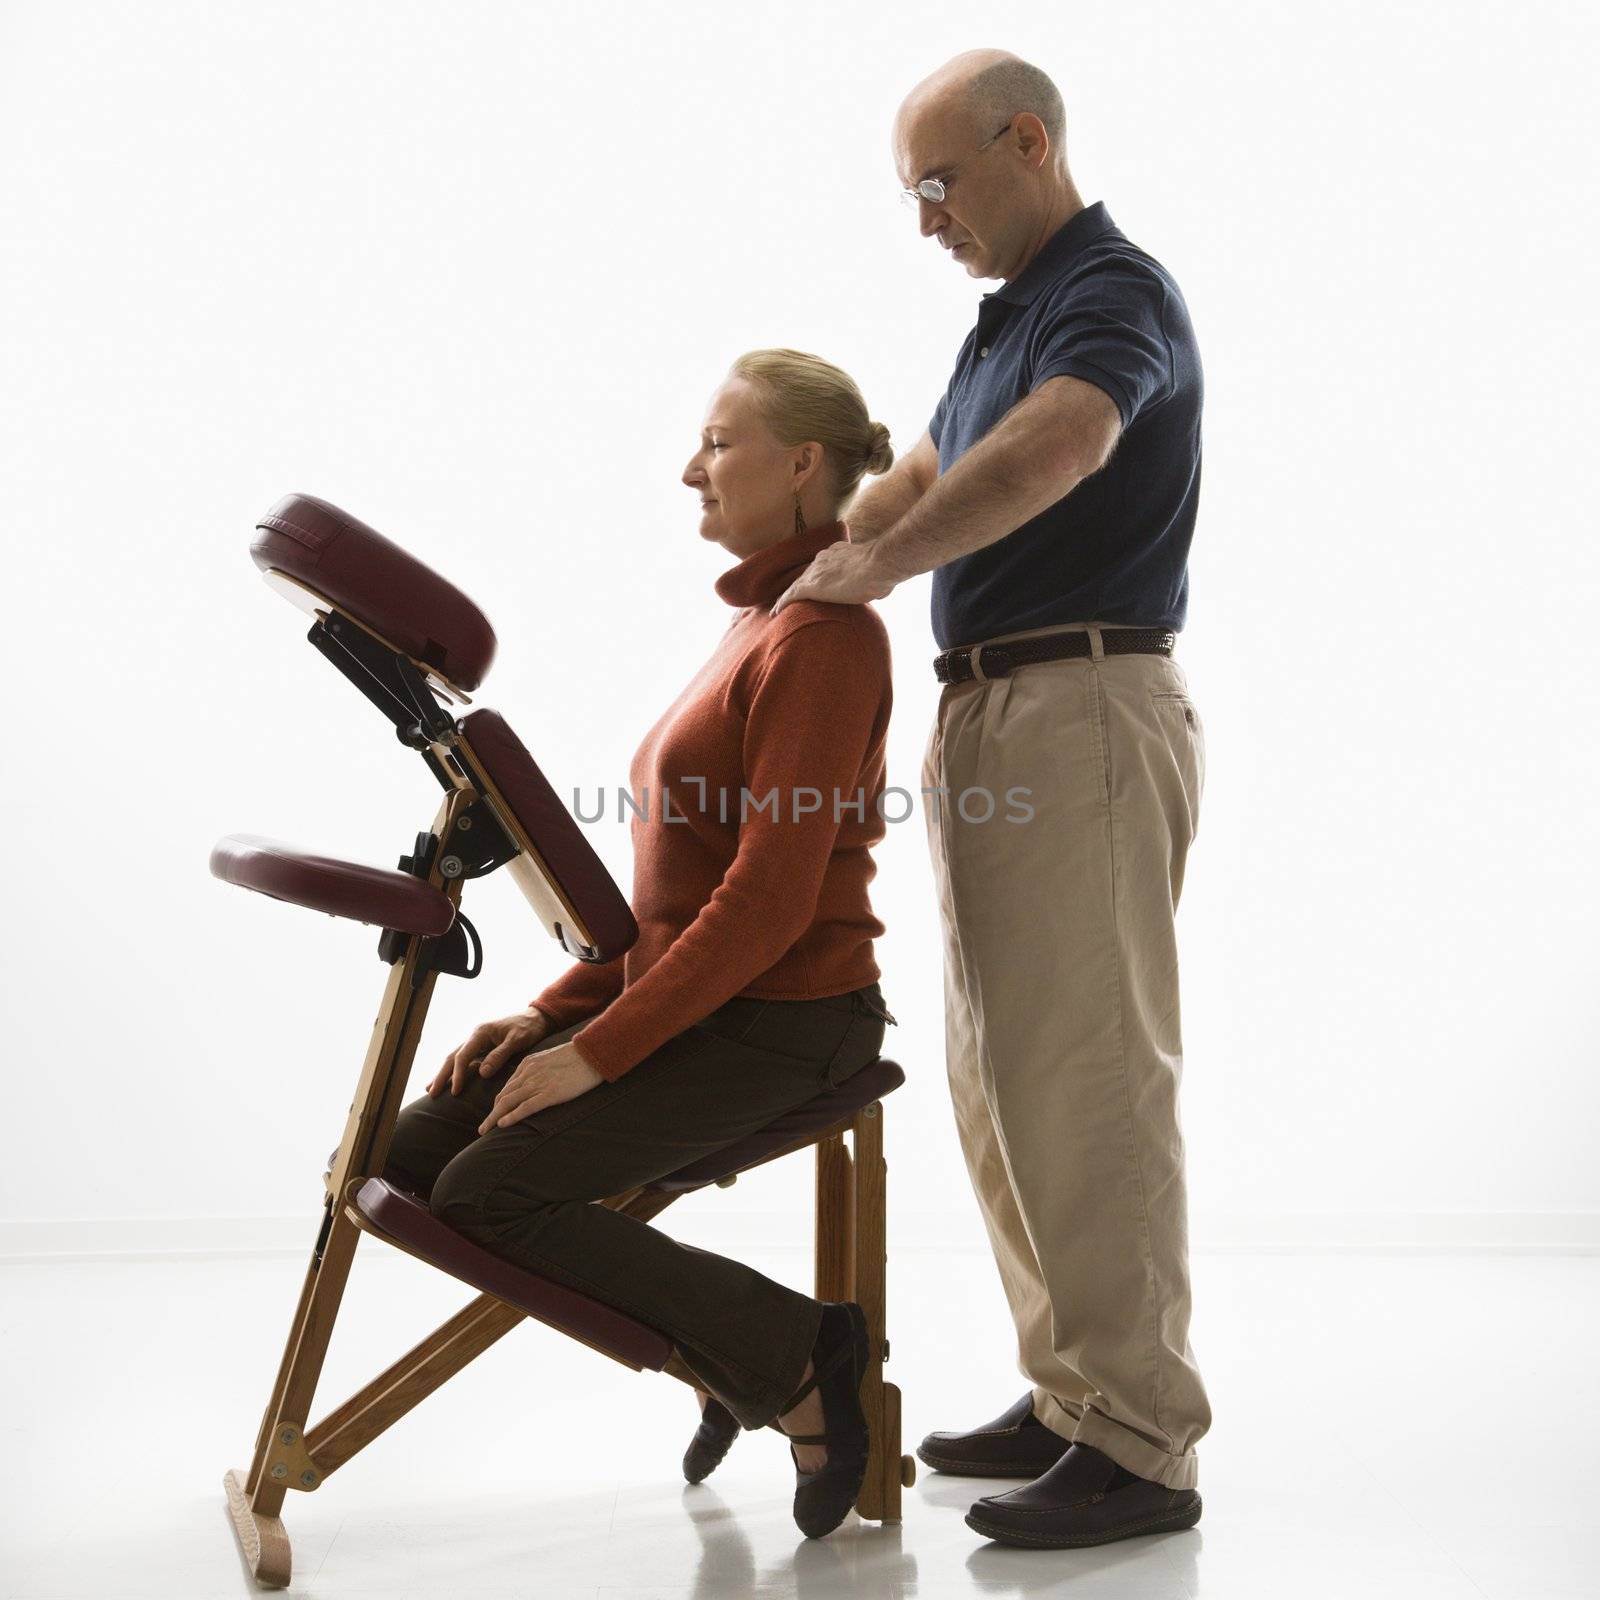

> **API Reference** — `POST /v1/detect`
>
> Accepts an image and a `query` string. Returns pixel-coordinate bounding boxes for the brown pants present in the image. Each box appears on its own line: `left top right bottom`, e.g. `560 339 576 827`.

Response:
385 984 891 1428
921 621 1210 1490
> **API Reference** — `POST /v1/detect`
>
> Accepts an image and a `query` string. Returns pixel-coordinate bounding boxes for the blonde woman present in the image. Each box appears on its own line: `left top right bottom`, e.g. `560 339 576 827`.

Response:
386 349 900 1539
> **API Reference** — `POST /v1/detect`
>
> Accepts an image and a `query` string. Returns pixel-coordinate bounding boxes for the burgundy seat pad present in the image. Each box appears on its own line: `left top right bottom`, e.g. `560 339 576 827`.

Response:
210 834 455 936
253 494 497 692
457 708 637 962
652 1057 906 1192
327 1056 905 1196
354 1178 671 1370
326 1057 906 1196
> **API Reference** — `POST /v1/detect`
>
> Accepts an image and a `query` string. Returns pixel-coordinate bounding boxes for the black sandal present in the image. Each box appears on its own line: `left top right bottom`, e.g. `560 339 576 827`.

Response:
765 1301 871 1538
682 1392 741 1484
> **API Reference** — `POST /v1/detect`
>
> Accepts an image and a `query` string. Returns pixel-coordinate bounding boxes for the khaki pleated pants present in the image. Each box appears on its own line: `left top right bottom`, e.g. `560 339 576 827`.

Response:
921 620 1210 1490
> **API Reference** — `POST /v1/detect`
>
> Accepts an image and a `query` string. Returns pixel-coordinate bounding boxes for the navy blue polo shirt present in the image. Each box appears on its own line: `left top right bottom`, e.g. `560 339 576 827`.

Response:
928 201 1202 651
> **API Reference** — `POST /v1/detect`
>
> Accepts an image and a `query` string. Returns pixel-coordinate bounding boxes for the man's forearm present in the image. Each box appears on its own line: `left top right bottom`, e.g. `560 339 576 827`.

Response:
869 436 1081 586
861 378 1119 587
843 456 929 544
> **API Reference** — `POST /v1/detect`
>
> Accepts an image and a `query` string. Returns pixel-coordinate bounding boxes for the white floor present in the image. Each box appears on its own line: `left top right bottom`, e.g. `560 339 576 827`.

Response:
2 1244 1596 1599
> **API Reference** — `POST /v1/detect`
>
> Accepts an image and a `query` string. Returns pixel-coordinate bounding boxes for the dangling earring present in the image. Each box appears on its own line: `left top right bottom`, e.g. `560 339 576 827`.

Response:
794 494 807 537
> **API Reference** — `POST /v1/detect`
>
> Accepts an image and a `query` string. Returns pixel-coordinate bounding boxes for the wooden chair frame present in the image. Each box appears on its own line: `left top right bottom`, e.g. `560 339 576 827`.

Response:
221 782 911 1590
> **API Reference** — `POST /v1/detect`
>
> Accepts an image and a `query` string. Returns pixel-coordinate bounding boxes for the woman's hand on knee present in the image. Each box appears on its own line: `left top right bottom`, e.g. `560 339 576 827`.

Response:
427 1008 550 1097
479 1039 604 1133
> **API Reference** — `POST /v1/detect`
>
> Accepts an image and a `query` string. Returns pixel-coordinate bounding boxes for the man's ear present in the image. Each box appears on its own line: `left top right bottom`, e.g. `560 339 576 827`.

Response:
1013 112 1051 172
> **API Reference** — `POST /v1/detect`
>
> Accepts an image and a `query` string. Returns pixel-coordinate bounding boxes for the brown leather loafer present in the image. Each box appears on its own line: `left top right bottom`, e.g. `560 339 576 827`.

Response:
964 1442 1201 1548
916 1392 1073 1477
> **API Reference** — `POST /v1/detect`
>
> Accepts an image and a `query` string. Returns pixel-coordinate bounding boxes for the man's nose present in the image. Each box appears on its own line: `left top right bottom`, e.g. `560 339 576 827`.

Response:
918 198 947 237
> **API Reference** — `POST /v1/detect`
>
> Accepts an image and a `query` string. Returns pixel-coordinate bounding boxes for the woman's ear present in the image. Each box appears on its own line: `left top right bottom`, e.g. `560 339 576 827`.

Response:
792 441 824 491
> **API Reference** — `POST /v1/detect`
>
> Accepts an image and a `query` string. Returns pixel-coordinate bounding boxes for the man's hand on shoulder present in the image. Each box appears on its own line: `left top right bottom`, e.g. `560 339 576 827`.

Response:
770 526 902 614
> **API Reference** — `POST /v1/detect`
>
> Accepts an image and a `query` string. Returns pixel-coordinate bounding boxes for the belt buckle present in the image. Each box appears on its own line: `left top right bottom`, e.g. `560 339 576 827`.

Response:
935 647 974 684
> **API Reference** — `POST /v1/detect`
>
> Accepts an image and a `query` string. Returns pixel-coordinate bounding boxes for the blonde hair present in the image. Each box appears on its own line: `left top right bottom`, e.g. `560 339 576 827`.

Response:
729 347 894 506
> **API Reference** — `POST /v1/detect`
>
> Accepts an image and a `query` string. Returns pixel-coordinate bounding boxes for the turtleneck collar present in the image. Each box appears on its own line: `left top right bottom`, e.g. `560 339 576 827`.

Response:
713 519 846 609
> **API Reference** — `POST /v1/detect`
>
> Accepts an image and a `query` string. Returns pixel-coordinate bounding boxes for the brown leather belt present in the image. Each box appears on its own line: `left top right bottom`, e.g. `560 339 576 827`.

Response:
934 626 1177 684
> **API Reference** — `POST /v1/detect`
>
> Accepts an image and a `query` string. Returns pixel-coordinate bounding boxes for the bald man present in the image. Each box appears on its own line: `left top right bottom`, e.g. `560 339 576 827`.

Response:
772 51 1209 1549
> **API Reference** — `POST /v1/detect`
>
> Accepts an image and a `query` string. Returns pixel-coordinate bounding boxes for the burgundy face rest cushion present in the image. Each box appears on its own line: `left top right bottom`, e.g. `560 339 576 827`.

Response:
253 493 498 692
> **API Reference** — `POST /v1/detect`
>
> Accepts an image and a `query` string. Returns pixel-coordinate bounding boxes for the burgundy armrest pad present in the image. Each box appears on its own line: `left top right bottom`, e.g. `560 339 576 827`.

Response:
210 834 455 936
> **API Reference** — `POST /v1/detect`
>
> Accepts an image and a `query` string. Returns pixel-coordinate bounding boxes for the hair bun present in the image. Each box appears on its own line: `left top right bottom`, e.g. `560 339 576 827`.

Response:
864 420 895 476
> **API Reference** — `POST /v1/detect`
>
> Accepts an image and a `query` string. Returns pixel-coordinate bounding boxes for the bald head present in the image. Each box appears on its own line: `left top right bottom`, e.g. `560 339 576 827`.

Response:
895 49 1067 159
891 49 1081 286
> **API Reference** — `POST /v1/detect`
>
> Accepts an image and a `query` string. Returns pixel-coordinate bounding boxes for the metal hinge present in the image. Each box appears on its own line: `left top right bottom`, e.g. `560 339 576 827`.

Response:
264 1422 322 1492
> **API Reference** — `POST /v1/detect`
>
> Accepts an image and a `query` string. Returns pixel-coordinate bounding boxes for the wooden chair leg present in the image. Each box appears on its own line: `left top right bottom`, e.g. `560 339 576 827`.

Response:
848 1100 913 1521
236 1167 368 1515
814 1130 854 1301
224 1465 292 1589
302 1293 525 1474
224 796 471 1588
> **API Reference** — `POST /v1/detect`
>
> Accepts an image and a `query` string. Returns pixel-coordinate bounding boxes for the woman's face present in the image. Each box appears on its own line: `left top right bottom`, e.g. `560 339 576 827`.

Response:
682 377 823 558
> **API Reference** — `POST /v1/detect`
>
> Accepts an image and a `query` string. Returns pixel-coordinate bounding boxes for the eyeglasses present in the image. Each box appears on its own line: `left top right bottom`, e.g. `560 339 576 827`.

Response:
899 119 1014 209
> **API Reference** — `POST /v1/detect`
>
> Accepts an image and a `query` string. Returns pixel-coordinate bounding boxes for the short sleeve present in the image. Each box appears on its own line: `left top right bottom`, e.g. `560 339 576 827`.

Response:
1028 269 1173 429
929 389 948 451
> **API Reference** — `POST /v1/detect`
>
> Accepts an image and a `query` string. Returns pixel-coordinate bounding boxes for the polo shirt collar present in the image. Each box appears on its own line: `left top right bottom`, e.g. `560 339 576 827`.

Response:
715 518 847 609
989 200 1116 306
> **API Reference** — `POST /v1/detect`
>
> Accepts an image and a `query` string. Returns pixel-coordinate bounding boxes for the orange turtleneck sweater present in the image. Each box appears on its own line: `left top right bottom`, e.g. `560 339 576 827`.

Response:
528 520 893 1081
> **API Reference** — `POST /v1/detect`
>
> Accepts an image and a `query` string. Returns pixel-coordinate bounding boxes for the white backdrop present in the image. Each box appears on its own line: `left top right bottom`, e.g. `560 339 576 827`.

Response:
3 0 1597 1256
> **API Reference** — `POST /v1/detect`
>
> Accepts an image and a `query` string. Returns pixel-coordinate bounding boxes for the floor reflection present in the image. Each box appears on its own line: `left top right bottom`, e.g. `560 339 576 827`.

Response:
683 1483 919 1598
965 1528 1202 1595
